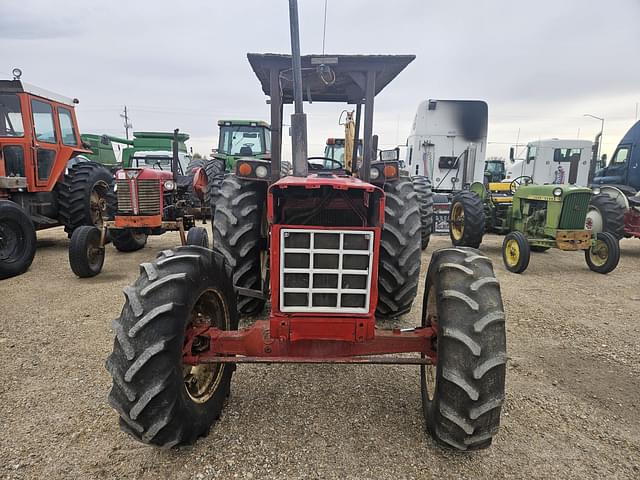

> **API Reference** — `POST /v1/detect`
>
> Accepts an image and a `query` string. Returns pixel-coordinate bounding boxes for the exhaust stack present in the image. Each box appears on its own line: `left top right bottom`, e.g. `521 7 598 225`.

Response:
288 0 308 177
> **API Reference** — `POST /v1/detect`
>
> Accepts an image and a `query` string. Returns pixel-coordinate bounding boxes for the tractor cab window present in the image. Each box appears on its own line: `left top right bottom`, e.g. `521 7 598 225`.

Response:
526 146 537 163
131 154 189 174
554 148 581 162
0 94 24 137
219 126 267 156
31 99 57 143
58 107 78 146
610 146 630 165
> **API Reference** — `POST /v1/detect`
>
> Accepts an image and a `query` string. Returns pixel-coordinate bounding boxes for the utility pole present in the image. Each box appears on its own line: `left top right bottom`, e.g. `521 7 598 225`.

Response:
120 106 132 140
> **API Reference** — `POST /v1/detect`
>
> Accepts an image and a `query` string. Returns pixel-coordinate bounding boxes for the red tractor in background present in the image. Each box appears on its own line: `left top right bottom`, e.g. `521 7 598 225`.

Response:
69 129 210 277
106 0 506 452
0 69 115 280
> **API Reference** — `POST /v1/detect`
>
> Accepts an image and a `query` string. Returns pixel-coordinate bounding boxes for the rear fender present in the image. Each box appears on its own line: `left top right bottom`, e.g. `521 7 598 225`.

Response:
597 185 629 211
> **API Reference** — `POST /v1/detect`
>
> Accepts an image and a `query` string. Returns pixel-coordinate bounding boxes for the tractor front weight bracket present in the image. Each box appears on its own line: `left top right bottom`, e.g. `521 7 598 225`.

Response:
183 319 436 366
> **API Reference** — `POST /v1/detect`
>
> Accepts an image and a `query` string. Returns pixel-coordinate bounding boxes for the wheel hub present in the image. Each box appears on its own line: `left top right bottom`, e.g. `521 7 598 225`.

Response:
0 221 21 261
505 238 520 266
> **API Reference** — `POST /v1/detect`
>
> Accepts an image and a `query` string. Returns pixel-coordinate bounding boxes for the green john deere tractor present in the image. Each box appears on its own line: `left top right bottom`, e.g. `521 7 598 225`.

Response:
449 176 620 274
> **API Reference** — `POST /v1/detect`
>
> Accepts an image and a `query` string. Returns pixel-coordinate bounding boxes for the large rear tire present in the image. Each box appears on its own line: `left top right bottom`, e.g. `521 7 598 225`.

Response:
58 161 116 236
377 177 422 319
205 158 226 216
0 200 36 280
412 175 434 250
213 175 266 315
586 194 625 239
106 246 238 447
421 247 506 450
449 190 485 248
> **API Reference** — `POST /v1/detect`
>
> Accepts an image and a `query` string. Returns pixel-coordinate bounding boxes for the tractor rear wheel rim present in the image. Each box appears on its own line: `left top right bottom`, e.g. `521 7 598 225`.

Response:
90 181 110 228
183 289 227 404
0 220 22 261
589 239 608 267
505 238 520 267
451 203 464 240
424 285 438 401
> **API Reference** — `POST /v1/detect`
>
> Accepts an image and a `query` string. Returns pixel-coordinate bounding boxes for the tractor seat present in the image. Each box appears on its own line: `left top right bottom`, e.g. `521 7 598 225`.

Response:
239 146 254 156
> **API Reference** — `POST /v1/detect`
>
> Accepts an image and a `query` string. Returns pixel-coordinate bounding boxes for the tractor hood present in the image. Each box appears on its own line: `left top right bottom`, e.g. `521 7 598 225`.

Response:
515 183 591 201
115 168 173 181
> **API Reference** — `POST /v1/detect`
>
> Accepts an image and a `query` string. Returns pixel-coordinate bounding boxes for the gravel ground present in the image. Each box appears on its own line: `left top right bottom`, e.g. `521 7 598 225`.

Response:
1 227 639 479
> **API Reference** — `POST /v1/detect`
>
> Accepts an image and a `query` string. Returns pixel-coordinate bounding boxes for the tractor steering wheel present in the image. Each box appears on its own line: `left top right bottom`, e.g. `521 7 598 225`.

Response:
307 157 344 171
509 175 533 194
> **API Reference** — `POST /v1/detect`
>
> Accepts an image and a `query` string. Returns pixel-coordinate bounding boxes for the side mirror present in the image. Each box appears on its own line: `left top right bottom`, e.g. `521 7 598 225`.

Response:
553 149 562 162
509 147 514 161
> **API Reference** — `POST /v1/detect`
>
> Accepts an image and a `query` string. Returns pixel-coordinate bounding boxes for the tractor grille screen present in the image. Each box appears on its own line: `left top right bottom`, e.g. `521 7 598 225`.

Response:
280 228 373 313
116 179 161 215
559 192 591 230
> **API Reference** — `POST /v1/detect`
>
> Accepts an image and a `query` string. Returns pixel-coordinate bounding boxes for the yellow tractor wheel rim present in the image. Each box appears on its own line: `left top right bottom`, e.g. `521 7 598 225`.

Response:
451 203 464 240
505 239 520 267
589 240 608 267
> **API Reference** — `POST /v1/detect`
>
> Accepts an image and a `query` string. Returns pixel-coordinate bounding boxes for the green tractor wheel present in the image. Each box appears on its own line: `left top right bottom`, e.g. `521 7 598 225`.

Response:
449 191 485 248
585 232 619 274
502 231 530 274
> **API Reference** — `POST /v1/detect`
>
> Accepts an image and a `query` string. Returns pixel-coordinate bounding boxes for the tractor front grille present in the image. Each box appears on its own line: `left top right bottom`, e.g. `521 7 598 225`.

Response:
280 228 373 313
559 192 591 230
116 179 161 215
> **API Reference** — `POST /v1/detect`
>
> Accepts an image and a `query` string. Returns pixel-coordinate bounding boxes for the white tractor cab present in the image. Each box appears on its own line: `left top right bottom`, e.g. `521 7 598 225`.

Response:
505 139 594 186
404 99 488 232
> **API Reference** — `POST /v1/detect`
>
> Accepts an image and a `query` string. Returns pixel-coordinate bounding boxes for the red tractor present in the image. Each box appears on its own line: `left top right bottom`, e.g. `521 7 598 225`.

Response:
106 1 506 451
0 70 115 279
68 129 210 277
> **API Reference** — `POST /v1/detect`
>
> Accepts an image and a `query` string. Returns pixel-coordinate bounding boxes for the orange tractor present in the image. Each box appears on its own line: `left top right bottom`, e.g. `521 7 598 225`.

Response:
0 69 115 279
106 0 507 451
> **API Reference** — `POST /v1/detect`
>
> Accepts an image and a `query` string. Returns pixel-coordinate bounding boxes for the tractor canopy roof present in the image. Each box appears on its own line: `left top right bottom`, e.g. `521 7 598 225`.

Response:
218 119 270 129
247 53 415 104
0 79 76 106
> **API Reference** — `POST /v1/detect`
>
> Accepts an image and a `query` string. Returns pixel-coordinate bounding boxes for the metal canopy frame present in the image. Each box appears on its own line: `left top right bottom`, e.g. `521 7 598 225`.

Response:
246 53 415 182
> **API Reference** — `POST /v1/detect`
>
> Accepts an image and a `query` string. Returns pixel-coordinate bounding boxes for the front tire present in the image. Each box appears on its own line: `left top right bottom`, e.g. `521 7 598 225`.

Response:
449 191 485 248
111 229 148 252
421 247 506 450
502 231 530 274
187 226 209 248
377 177 422 319
585 232 619 274
412 175 434 250
0 200 36 280
106 246 238 447
69 225 105 278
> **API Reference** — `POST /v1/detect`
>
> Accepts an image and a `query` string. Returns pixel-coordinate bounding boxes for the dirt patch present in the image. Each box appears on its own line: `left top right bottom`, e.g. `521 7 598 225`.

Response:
1 227 638 479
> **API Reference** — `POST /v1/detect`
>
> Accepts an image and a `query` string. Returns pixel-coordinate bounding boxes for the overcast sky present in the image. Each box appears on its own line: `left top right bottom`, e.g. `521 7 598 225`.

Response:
2 0 639 160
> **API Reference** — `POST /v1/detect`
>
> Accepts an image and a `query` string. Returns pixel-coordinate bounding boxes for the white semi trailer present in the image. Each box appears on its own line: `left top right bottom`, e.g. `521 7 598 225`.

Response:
405 99 488 232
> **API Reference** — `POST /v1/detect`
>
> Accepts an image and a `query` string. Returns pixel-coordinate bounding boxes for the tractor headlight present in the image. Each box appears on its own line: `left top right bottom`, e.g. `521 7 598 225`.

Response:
164 180 176 191
255 165 269 178
592 187 601 195
370 167 380 180
553 187 563 197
